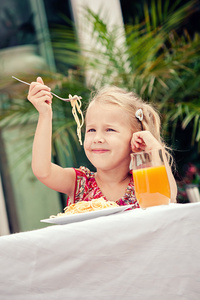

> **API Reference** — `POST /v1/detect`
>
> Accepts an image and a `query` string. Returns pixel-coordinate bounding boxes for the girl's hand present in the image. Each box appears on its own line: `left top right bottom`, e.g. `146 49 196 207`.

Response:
27 77 53 115
131 130 162 152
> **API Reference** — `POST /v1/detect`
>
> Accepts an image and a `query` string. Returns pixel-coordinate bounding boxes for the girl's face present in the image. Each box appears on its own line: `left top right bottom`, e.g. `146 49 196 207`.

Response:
84 102 133 172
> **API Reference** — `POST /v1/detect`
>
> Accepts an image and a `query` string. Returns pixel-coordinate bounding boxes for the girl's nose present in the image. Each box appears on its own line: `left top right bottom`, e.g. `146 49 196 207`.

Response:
93 133 105 144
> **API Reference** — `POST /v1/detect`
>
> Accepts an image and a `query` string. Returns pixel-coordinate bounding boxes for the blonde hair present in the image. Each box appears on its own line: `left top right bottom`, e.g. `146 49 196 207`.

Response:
87 86 162 143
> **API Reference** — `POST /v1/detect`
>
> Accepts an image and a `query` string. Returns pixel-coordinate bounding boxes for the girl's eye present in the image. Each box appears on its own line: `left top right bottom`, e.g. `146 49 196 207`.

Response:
87 128 96 132
107 128 115 132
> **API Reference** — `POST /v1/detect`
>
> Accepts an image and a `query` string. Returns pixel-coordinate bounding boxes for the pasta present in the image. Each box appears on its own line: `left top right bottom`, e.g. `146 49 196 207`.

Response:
50 198 119 218
69 94 84 145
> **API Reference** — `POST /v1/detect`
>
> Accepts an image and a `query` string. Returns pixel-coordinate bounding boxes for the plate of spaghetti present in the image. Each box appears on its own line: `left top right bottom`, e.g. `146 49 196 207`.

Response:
40 198 133 225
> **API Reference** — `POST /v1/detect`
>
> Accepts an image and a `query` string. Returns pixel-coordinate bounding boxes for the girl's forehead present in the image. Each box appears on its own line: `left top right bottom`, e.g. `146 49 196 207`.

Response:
86 101 131 124
87 101 123 115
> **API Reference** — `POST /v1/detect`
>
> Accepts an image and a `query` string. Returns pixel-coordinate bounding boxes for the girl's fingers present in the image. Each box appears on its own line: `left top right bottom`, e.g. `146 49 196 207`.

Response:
131 132 147 151
132 142 145 152
32 90 52 99
135 137 143 145
29 95 52 112
37 77 44 85
29 82 51 95
27 77 52 114
29 93 52 104
37 95 52 105
27 88 53 113
28 86 51 102
131 130 161 152
28 92 52 103
131 135 144 149
28 78 50 96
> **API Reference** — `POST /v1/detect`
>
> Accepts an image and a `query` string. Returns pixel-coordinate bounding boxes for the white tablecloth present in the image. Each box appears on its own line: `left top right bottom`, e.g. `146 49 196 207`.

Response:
0 203 200 300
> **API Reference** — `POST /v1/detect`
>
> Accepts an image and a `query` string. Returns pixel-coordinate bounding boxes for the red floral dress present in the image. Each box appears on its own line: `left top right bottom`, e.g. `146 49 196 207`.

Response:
67 166 140 209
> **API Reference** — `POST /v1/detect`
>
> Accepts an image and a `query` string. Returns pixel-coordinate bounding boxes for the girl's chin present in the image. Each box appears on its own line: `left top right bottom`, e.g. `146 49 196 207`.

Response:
90 160 112 170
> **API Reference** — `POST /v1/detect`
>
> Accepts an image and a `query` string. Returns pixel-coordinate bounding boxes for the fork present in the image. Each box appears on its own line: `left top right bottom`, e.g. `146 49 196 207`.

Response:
12 76 82 102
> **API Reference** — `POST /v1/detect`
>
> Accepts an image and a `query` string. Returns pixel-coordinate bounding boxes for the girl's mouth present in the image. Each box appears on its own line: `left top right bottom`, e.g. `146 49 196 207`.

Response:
92 149 109 154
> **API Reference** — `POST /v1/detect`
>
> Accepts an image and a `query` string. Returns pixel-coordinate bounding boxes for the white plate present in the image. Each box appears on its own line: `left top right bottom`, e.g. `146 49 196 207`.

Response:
40 204 133 225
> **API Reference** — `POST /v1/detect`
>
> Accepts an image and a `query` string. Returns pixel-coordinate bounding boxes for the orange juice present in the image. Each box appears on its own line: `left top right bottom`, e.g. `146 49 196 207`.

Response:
132 165 170 209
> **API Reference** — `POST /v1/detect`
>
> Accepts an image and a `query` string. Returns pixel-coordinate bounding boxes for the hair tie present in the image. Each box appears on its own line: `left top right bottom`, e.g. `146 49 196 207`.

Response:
135 109 143 121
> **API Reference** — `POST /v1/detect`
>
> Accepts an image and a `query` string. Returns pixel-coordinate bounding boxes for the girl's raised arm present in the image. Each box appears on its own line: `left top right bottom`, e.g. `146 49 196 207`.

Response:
27 77 76 199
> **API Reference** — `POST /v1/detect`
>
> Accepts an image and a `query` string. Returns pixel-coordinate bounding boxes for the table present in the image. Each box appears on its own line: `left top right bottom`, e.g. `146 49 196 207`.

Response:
0 203 200 300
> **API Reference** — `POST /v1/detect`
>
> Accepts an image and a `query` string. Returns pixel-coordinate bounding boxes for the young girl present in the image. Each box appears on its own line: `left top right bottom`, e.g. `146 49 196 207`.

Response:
27 77 177 208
